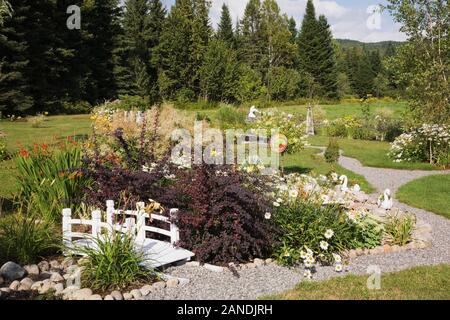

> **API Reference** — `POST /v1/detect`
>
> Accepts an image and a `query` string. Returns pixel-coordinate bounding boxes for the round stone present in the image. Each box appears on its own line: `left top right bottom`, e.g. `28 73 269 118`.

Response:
37 261 50 272
253 258 265 267
110 290 123 300
123 292 133 300
152 281 166 290
130 289 142 299
1 262 27 281
72 288 93 300
88 294 103 300
9 280 20 291
19 277 34 291
140 285 153 296
50 272 65 283
23 265 40 276
104 295 114 300
166 278 179 288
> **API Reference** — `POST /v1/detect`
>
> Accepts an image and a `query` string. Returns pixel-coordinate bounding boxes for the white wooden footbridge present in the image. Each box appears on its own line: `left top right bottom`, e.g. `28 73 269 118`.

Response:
62 200 194 268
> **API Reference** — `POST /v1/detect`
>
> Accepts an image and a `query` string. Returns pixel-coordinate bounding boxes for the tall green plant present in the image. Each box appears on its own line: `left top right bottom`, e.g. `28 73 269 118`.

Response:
0 213 60 265
75 230 155 291
16 142 88 221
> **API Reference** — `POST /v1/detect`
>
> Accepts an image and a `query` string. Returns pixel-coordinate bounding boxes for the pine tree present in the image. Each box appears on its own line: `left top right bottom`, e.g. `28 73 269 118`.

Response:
288 17 297 43
240 0 264 72
199 39 239 102
116 0 154 98
0 0 33 114
217 3 234 47
315 15 339 99
261 0 297 99
81 0 122 104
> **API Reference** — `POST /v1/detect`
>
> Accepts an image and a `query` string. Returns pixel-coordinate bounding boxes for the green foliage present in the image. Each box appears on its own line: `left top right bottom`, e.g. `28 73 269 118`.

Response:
216 104 246 129
199 39 239 102
385 1 450 123
0 136 7 160
324 138 340 163
217 3 234 47
76 230 155 291
16 142 88 221
61 101 93 115
235 64 264 103
270 67 301 101
273 201 356 266
383 211 416 246
0 214 60 265
116 95 150 111
349 214 383 249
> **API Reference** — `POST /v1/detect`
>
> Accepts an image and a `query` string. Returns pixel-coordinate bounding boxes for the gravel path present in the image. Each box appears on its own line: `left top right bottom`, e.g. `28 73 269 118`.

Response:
143 152 450 300
338 155 450 195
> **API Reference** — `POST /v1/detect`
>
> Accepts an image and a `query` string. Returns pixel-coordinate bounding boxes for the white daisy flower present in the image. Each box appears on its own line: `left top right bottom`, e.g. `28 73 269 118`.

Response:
300 251 307 259
333 254 342 264
324 229 334 239
303 270 312 279
273 202 280 207
276 198 283 203
320 241 329 251
289 189 299 198
264 212 272 220
335 264 343 272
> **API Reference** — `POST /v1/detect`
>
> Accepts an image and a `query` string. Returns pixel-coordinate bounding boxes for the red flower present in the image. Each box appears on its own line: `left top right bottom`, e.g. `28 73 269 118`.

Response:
19 149 30 158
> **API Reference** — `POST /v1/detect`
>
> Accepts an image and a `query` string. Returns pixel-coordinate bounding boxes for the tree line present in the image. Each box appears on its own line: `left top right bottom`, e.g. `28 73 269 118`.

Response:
0 0 401 116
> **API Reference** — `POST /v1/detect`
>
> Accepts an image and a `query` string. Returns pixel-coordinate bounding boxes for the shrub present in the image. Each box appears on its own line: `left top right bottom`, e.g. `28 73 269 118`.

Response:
273 201 357 266
389 124 450 166
349 213 383 249
383 211 416 246
160 164 280 264
61 101 92 114
76 230 155 291
324 138 340 163
117 95 151 111
174 88 196 109
16 141 88 221
216 104 246 129
0 135 7 161
0 214 61 265
27 113 47 128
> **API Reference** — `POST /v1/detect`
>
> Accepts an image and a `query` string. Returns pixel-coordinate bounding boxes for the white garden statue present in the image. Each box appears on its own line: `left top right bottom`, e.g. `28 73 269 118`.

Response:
247 105 259 121
339 175 349 192
377 189 393 210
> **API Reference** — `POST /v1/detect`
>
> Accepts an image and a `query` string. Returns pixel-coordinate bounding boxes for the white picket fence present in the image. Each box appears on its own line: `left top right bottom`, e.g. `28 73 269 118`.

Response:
62 201 194 268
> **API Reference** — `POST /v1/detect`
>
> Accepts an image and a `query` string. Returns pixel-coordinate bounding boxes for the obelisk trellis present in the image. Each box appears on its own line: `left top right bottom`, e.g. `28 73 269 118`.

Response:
306 105 315 136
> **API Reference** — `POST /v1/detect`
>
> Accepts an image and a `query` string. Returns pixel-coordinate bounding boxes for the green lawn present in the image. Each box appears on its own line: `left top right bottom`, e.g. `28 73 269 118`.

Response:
397 174 450 219
0 115 92 199
307 136 436 170
283 148 374 193
277 100 408 120
264 264 450 300
0 115 92 153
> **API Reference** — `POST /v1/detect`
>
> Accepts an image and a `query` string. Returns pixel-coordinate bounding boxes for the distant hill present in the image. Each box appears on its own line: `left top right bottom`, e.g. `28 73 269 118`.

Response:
336 39 403 54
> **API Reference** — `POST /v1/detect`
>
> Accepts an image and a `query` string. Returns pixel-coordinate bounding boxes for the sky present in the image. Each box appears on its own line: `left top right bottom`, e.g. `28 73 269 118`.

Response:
160 0 406 43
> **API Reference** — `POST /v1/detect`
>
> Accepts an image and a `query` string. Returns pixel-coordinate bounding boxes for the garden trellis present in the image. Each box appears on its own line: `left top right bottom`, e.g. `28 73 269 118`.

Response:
62 201 195 268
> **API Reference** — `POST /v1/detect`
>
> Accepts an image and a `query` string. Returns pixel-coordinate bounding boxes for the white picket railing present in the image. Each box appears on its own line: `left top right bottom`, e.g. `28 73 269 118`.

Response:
62 200 180 248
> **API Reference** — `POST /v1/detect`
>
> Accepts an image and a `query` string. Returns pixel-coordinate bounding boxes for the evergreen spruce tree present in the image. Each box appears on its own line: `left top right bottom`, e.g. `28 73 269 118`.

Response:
217 3 234 47
288 17 297 43
240 0 264 72
315 15 339 99
0 0 33 114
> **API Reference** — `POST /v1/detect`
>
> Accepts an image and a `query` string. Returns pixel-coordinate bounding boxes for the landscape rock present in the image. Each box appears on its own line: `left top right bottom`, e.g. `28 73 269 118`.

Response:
49 260 61 271
246 263 256 269
31 281 43 291
1 262 27 281
140 285 153 296
130 289 142 299
185 261 200 267
166 278 179 288
39 271 52 280
88 294 103 300
104 295 114 300
152 281 166 290
254 258 265 267
72 288 93 300
0 276 4 285
9 280 20 290
50 272 65 283
383 245 392 253
37 261 50 272
19 277 34 291
61 258 75 270
23 265 40 276
123 292 133 300
265 258 273 265
110 290 123 300
38 281 53 294
204 264 224 273
0 287 11 293
53 283 64 295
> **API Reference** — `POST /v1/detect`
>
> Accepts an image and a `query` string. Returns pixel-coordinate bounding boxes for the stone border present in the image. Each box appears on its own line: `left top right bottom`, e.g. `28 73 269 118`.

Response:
346 219 433 259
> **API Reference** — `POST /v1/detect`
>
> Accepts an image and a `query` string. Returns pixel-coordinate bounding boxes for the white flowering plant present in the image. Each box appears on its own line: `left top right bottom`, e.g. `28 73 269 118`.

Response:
389 124 450 167
251 109 309 154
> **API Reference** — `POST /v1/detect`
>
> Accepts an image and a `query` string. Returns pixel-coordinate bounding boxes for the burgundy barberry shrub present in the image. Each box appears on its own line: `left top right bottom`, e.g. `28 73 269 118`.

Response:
160 164 280 265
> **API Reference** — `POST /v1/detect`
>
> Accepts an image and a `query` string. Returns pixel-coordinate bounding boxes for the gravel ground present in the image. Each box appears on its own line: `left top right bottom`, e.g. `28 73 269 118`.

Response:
143 154 450 300
338 155 450 195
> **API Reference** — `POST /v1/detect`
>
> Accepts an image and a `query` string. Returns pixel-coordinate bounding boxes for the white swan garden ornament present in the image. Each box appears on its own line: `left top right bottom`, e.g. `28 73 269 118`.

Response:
378 189 393 210
352 184 361 193
248 106 259 120
339 175 349 192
